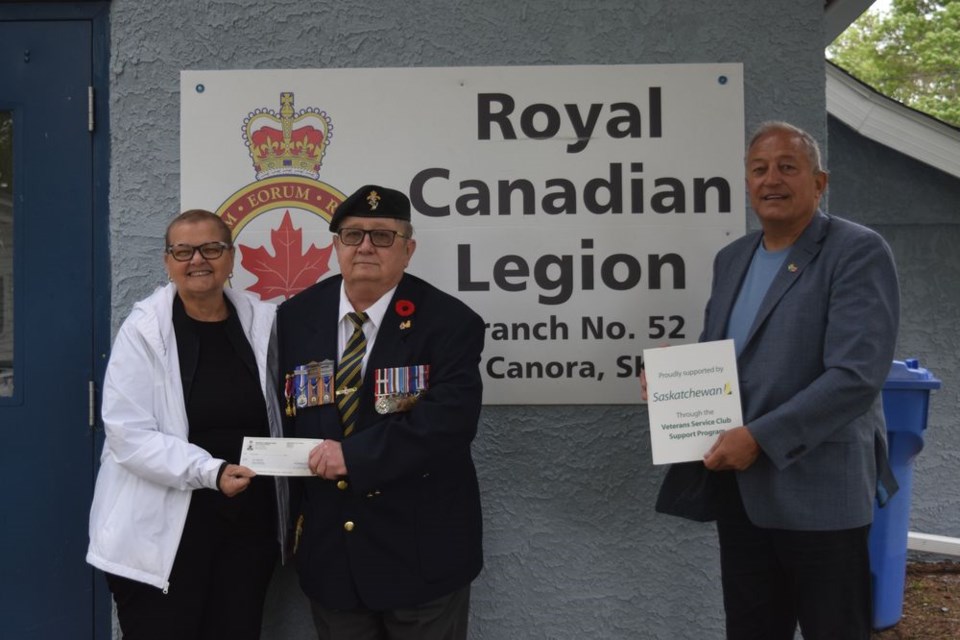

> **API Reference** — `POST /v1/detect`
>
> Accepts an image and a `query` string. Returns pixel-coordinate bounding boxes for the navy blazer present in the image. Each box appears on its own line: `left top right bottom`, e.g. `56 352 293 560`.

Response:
663 212 900 530
277 272 484 610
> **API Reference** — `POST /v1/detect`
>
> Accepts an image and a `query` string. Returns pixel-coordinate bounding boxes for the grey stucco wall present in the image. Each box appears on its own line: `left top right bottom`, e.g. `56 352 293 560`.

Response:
107 1 857 638
827 116 960 544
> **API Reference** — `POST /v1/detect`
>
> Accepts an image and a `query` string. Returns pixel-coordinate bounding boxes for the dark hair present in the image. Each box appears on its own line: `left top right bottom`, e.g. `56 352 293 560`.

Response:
747 121 825 173
164 209 232 247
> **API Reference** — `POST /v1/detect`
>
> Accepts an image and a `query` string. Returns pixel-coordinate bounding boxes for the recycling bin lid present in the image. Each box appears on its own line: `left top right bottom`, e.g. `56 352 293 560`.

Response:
884 359 942 390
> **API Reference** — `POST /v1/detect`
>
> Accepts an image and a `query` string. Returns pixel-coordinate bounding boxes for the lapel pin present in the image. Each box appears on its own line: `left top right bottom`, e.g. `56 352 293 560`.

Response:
396 299 414 330
787 263 798 273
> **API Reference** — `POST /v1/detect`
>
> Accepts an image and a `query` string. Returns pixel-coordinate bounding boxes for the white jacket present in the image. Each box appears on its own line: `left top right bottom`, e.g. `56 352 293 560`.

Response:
86 284 287 591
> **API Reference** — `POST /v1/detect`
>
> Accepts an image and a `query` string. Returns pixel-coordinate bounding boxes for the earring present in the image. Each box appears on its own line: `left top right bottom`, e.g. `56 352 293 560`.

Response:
228 272 234 278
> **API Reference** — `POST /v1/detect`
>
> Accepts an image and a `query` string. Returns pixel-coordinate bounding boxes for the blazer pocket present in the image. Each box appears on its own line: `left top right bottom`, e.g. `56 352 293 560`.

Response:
416 473 475 582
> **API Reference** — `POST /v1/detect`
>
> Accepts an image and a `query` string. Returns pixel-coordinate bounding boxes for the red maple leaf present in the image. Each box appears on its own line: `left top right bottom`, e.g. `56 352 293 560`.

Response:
240 210 334 300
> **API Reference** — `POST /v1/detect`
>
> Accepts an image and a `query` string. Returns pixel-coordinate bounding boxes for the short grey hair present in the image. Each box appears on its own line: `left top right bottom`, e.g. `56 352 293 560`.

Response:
165 209 232 246
747 121 825 173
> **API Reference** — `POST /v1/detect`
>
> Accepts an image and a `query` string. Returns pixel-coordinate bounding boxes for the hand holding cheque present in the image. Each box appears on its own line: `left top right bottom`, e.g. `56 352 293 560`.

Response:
643 340 745 465
239 437 324 476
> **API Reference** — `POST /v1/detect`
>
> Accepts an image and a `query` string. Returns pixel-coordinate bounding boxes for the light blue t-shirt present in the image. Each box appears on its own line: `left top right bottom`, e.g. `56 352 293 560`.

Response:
725 242 790 357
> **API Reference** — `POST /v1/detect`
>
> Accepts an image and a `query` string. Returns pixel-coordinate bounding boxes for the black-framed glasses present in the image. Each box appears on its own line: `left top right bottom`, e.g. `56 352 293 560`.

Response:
166 241 231 262
336 228 410 248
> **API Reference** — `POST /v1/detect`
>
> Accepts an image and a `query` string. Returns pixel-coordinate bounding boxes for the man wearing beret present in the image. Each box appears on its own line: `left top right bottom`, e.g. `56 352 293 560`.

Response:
277 184 485 639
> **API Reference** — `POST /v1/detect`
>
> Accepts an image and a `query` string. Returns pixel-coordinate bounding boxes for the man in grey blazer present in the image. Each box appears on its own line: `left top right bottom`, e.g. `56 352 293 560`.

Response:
656 122 899 639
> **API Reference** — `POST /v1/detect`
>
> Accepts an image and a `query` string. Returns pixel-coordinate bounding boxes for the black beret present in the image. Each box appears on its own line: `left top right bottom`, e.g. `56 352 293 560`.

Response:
329 184 411 231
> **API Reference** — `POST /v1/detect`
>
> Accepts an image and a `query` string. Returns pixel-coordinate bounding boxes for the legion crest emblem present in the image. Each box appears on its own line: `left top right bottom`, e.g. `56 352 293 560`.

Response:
215 92 345 302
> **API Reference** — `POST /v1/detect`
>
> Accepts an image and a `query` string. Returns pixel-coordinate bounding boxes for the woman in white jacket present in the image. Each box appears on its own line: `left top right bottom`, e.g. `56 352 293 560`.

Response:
87 210 287 640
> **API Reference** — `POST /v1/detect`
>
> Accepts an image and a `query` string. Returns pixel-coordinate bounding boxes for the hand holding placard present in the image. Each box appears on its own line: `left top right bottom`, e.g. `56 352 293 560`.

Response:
643 340 743 464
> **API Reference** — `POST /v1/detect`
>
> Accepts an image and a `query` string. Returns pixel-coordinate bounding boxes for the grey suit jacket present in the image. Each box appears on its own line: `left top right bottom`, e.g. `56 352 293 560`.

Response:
696 211 899 530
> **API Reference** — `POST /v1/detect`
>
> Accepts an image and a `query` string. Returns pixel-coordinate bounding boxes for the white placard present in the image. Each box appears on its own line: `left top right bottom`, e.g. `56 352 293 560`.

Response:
181 64 745 403
643 340 742 464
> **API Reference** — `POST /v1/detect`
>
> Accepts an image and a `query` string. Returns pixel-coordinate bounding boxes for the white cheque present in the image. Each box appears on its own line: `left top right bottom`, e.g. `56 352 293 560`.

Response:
239 437 323 476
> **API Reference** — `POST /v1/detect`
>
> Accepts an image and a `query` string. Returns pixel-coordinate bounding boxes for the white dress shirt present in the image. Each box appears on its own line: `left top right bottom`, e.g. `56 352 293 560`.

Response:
337 282 398 377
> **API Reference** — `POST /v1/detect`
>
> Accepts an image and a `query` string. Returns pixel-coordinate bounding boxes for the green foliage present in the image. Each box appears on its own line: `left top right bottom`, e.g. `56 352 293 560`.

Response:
828 0 960 126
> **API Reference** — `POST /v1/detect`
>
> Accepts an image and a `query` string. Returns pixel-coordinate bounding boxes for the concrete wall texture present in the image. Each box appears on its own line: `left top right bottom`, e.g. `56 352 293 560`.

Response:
104 0 958 638
827 116 960 543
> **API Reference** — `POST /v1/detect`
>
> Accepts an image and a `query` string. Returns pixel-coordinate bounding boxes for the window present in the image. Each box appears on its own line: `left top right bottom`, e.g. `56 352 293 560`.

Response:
0 111 13 397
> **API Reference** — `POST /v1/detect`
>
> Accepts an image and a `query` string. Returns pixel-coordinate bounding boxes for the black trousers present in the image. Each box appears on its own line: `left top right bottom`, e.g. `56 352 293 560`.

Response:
106 492 278 640
309 585 471 640
716 513 872 640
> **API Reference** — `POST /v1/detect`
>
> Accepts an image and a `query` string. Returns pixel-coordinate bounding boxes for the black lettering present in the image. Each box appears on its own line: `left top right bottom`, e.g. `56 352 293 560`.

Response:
600 254 642 290
565 103 603 153
616 355 644 378
542 179 577 214
534 254 573 304
649 87 662 137
520 103 561 139
456 180 489 216
608 102 642 139
652 178 686 214
493 255 529 292
584 163 623 214
580 238 594 290
497 179 536 215
410 168 449 217
583 316 603 340
478 93 516 140
486 356 505 379
693 177 731 213
648 254 686 289
457 244 489 291
630 163 644 213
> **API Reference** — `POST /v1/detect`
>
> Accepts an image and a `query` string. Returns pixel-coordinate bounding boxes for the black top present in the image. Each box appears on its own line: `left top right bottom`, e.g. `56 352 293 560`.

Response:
173 294 274 530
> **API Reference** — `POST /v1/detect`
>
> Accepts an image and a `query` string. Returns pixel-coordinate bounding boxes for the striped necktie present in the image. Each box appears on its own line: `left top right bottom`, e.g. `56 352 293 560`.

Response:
336 311 368 437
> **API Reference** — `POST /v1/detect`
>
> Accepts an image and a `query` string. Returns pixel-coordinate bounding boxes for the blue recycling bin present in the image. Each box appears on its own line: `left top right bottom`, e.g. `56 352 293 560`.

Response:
869 358 941 630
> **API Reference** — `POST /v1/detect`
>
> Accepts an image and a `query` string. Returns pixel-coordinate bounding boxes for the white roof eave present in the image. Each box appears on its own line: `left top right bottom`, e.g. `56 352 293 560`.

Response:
826 61 960 179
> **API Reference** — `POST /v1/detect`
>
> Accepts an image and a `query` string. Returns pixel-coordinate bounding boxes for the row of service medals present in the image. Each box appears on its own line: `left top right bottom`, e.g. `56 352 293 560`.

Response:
284 360 335 417
284 361 430 417
374 364 429 414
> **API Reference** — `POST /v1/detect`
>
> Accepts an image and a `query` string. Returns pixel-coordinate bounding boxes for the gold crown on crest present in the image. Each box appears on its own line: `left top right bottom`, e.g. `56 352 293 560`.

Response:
243 92 333 180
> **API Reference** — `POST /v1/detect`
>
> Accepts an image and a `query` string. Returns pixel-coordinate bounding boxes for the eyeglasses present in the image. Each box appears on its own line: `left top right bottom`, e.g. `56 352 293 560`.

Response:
336 228 410 248
166 241 231 262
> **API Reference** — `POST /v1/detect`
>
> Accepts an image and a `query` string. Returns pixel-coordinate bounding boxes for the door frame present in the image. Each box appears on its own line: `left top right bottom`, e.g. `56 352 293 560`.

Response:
0 2 111 637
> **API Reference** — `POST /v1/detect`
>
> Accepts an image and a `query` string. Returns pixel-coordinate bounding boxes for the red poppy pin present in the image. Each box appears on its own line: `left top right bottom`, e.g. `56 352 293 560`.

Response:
396 300 415 329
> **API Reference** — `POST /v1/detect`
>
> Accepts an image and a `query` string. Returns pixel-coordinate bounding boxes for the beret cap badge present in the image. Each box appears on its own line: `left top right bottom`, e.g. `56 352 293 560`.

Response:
328 184 411 232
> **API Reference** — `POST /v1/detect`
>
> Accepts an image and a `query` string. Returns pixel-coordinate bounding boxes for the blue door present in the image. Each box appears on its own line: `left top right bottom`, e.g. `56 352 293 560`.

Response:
0 15 109 639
